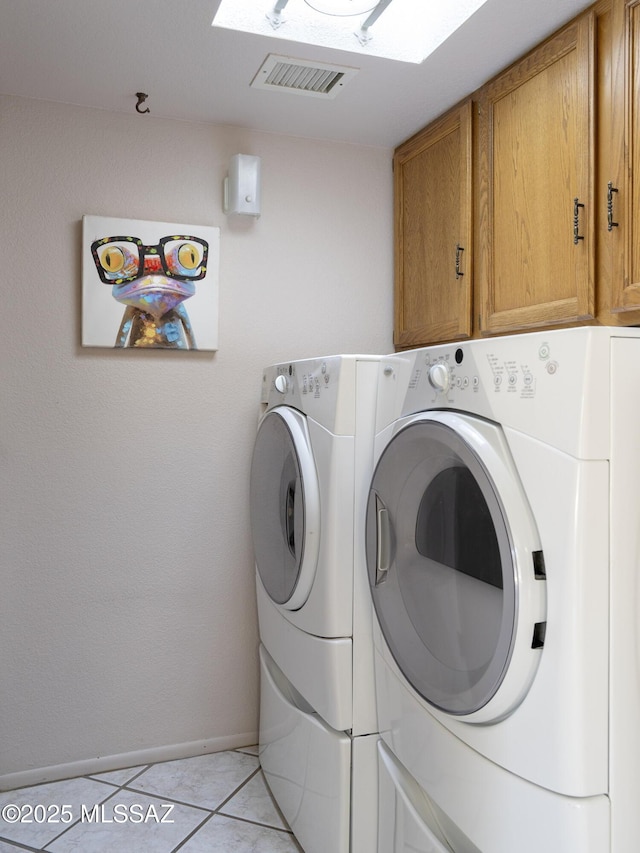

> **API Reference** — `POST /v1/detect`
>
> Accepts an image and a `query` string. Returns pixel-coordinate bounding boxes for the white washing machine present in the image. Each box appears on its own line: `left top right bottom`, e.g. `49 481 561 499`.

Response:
366 327 640 853
250 354 382 853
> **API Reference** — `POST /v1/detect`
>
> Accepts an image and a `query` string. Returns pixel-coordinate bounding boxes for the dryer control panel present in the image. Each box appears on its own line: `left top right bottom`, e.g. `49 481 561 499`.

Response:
261 357 341 409
405 344 538 404
376 327 626 459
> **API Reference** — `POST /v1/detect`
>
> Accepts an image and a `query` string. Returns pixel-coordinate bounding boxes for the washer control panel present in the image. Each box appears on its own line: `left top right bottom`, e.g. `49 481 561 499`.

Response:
262 357 338 406
259 354 381 435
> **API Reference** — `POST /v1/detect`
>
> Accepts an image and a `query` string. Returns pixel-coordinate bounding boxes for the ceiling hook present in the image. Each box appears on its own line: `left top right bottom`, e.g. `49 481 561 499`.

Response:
135 92 150 114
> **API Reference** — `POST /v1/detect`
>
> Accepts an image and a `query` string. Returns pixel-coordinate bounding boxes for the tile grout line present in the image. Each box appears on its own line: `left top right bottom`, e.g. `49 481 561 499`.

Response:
0 836 43 852
120 780 213 815
216 810 297 835
169 811 216 853
253 767 296 831
41 775 153 852
168 766 263 853
218 767 304 850
216 764 298 834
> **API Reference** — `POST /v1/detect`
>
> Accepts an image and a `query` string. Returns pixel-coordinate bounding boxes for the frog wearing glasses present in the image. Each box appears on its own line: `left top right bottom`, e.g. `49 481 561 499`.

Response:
91 235 208 348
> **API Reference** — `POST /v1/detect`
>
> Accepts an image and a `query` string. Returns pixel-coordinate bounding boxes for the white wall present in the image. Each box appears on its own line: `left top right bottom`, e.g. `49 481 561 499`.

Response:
0 94 393 788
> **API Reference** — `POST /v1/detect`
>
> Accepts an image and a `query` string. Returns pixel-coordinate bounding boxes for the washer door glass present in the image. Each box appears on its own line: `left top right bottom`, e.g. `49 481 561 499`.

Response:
250 407 320 609
367 413 542 718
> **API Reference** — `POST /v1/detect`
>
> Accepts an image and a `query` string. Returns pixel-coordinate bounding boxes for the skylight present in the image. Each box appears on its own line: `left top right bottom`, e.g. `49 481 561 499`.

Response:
212 0 490 65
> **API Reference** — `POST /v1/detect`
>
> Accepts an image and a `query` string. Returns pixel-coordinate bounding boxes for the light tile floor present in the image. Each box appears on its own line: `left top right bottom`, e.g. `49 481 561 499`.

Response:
0 747 304 852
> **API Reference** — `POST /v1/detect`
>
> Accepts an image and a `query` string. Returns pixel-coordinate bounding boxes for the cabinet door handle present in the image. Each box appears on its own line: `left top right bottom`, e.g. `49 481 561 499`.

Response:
573 198 585 244
607 182 619 231
455 243 464 279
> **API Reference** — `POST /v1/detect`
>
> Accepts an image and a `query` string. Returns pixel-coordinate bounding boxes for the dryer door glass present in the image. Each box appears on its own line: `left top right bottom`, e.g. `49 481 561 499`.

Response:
366 418 517 715
250 409 313 606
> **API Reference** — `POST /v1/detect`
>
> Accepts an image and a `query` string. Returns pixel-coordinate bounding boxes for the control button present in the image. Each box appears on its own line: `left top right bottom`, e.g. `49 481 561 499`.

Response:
428 362 450 392
547 361 559 375
463 377 469 388
494 375 502 386
524 373 533 386
455 377 462 388
508 373 517 386
472 376 479 388
275 374 289 394
539 344 550 360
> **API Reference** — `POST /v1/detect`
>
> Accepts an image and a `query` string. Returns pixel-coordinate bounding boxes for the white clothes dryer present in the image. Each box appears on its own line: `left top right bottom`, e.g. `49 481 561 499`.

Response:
250 354 381 853
366 327 640 853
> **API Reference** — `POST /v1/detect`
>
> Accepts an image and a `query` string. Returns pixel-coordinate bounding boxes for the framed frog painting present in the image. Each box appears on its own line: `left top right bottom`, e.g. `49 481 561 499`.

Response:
82 215 220 350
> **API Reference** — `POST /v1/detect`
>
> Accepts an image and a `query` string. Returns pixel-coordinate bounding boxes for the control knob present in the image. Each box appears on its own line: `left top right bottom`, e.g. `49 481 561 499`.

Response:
428 362 450 392
274 374 290 394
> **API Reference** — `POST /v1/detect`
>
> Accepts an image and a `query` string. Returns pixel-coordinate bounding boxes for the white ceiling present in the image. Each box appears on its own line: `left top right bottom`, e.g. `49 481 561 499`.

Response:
0 0 594 149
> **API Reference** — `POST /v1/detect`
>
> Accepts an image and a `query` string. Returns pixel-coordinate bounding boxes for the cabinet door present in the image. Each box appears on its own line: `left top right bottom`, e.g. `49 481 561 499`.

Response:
609 0 640 311
394 101 473 348
478 14 596 335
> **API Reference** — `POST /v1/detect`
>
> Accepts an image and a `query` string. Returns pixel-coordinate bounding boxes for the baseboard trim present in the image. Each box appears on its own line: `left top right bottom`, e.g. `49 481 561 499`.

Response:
0 732 259 792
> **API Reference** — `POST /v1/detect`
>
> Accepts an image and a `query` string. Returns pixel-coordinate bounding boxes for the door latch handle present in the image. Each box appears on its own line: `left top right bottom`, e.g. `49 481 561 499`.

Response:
376 503 391 585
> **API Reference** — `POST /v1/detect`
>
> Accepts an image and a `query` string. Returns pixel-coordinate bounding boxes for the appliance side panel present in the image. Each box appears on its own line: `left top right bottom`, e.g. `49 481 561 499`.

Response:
609 337 640 851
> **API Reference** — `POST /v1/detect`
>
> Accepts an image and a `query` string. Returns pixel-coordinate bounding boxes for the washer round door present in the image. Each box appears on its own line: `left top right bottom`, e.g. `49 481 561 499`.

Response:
250 406 320 610
366 411 546 723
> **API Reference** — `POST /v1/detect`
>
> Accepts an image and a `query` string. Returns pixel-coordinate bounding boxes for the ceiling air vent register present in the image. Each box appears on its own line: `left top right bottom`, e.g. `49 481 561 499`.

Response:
251 54 358 98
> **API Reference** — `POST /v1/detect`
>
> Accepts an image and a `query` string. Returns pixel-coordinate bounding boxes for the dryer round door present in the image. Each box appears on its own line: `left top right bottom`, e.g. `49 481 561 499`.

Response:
366 411 547 724
250 406 320 610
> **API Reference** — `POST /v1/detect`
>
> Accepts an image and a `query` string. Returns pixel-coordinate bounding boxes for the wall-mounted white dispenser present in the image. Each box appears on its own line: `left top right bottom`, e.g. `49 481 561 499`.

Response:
223 154 261 218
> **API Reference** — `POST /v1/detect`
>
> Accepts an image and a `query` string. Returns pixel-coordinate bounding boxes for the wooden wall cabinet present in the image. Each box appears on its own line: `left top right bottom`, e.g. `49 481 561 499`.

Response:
609 0 640 313
394 0 640 348
477 13 596 335
393 101 473 348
